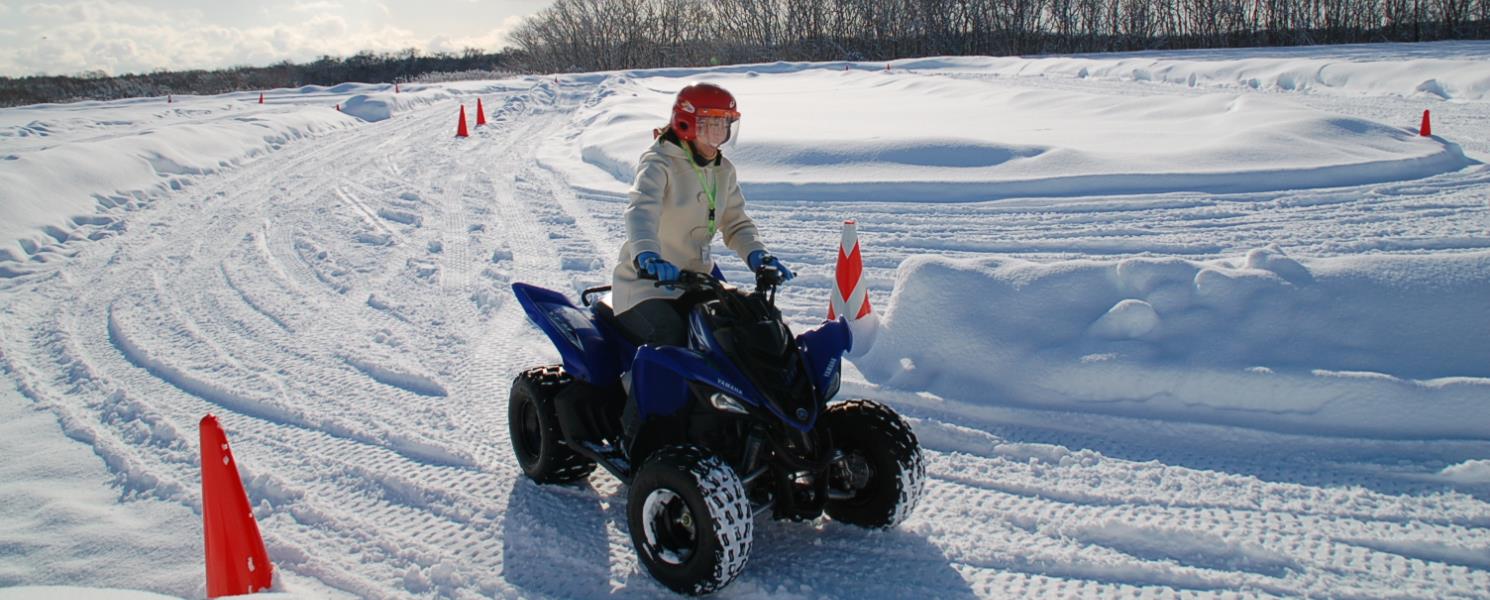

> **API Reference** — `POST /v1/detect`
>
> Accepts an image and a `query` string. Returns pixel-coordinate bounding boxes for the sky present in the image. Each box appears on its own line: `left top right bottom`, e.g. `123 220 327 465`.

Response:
0 0 553 77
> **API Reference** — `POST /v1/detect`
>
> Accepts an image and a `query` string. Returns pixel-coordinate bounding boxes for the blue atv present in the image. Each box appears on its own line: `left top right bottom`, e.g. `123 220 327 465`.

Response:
509 266 925 595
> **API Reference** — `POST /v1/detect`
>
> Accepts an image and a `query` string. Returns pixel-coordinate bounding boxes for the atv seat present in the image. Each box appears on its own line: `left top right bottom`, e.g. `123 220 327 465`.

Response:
590 293 645 347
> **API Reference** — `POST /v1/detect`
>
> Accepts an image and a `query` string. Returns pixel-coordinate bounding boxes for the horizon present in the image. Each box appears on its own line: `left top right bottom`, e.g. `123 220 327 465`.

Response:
0 0 551 78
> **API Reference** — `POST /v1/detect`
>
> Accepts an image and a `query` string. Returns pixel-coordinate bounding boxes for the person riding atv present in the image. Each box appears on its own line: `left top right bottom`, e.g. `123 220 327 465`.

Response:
506 83 924 595
607 82 794 443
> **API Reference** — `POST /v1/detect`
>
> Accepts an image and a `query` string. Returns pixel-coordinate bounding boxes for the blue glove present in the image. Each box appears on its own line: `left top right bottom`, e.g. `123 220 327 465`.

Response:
748 250 794 282
636 251 680 282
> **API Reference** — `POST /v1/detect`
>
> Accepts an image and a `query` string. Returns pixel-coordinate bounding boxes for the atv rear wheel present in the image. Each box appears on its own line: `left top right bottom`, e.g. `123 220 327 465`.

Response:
508 366 596 484
822 399 925 529
627 445 752 596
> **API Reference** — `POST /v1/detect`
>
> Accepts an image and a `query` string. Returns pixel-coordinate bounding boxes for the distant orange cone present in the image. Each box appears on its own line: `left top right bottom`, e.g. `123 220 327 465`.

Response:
456 105 469 138
395 83 400 93
200 415 273 598
168 94 173 103
258 93 264 105
476 98 487 126
335 103 340 112
829 220 872 321
1420 110 1432 137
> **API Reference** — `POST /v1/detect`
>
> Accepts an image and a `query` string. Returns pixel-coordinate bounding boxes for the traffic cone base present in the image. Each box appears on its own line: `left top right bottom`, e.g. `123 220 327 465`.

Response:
200 415 273 598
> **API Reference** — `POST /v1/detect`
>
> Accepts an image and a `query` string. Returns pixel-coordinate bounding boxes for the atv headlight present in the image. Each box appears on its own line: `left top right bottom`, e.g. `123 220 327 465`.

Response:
708 392 749 415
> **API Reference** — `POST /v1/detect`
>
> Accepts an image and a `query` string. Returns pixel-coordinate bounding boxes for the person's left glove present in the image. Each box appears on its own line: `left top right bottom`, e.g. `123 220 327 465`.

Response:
748 250 795 282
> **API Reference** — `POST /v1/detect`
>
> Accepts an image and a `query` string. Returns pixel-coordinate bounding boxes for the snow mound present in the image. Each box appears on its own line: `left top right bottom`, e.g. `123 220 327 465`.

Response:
855 248 1490 439
898 41 1490 101
340 89 450 123
1439 460 1490 485
567 71 1473 203
342 94 397 122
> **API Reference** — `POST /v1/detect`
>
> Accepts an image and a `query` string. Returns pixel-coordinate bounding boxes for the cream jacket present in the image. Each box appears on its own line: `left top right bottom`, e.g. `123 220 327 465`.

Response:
611 138 767 315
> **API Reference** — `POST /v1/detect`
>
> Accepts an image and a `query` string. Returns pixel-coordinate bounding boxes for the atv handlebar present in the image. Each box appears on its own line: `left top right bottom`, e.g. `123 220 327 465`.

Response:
651 268 782 299
650 270 726 291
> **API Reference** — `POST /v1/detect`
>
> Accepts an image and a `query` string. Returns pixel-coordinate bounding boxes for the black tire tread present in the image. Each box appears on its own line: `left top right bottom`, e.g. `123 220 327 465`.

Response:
822 399 926 529
628 445 753 596
509 365 596 484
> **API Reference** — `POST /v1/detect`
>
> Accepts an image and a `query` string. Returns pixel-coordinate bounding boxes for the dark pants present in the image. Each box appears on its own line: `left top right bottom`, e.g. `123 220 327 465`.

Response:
617 298 688 347
615 299 688 443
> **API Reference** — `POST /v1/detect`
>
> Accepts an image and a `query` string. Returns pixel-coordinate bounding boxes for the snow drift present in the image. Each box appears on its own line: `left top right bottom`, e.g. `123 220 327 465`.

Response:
855 247 1490 439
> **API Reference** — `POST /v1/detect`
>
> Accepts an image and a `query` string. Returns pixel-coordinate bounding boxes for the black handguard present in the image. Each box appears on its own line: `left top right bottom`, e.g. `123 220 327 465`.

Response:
755 264 783 292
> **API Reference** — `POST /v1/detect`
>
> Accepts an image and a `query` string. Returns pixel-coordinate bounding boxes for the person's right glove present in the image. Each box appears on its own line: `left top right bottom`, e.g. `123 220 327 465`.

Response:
635 251 680 282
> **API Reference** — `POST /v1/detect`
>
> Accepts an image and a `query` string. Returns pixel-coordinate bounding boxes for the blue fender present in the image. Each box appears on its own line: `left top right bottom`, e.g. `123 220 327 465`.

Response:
512 283 623 384
629 345 742 420
796 318 852 401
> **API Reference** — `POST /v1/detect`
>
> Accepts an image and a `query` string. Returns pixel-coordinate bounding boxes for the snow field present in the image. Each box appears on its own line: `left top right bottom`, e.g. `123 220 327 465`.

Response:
570 59 1473 204
1 42 1489 598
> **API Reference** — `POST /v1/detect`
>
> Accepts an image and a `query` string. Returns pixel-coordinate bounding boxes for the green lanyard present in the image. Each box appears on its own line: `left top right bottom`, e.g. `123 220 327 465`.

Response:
684 141 717 237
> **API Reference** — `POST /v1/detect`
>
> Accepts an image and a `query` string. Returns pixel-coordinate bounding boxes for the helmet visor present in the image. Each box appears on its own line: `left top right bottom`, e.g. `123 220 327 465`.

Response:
696 114 739 148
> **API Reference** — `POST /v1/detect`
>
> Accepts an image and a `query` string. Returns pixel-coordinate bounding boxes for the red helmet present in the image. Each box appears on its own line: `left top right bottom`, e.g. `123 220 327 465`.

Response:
671 83 740 142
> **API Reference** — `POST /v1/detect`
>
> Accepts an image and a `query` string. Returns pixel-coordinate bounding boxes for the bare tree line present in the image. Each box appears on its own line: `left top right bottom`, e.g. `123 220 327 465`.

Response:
6 0 1486 107
508 0 1490 72
1 48 514 108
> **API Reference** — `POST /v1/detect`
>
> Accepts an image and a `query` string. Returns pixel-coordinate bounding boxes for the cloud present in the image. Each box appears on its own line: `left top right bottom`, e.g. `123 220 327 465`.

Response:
288 1 345 13
0 0 526 77
426 15 526 55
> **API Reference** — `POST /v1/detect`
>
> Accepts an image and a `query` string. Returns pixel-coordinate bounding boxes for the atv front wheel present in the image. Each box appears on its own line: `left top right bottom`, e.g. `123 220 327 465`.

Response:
508 365 595 484
627 445 753 596
822 399 926 529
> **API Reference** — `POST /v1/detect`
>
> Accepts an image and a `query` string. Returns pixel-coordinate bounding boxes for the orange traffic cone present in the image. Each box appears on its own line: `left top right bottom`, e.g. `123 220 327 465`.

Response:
335 103 340 112
1420 110 1432 137
258 93 264 105
456 105 469 138
200 415 273 598
829 220 872 321
476 98 487 126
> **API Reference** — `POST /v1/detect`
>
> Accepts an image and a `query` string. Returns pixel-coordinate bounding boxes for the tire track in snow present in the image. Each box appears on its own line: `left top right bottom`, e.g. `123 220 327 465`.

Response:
90 103 530 595
0 101 554 598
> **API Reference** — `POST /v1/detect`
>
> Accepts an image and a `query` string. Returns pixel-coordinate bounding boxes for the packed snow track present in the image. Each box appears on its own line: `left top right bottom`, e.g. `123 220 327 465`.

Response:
2 45 1489 599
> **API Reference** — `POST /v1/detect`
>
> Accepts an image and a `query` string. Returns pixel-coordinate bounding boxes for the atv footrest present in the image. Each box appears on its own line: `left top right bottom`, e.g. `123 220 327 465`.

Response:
568 440 632 481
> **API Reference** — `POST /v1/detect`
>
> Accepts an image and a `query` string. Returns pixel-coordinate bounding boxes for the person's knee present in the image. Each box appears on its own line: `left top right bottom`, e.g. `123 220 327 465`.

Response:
621 300 687 346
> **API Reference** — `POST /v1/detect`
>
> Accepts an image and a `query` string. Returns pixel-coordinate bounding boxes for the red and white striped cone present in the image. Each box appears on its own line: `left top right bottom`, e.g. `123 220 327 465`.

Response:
829 220 878 356
829 220 871 321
